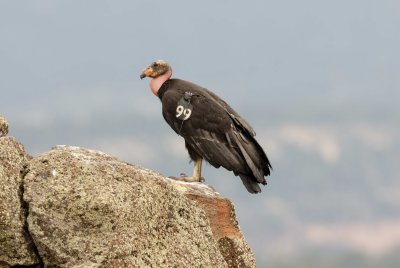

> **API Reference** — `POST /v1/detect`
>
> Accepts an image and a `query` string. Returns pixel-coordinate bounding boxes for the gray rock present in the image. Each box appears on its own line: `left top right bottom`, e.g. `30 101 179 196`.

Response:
1 130 255 268
24 145 229 267
0 116 8 137
0 137 40 266
173 182 256 268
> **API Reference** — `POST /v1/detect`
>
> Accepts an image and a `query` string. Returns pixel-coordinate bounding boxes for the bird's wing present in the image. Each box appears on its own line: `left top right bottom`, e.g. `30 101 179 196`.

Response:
200 87 271 175
201 88 256 137
161 80 270 193
175 86 268 177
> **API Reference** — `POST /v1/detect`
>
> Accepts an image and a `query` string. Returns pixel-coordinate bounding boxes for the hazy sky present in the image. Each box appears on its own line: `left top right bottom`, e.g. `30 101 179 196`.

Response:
1 0 399 149
1 1 399 265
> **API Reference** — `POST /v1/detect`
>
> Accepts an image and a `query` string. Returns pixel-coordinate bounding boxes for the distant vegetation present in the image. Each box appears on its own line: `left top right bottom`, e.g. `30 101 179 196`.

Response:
262 247 400 268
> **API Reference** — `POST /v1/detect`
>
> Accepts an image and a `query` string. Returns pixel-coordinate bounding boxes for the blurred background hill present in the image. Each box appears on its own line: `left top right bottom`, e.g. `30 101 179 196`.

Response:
1 1 399 267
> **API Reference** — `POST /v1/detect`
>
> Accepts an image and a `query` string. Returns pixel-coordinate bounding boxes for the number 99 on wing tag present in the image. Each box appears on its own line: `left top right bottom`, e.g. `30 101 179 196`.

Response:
176 105 192 120
176 94 193 121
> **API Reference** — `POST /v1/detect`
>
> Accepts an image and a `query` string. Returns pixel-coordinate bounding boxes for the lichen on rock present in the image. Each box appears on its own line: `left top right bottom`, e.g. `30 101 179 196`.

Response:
24 145 228 267
1 132 256 267
0 115 9 137
0 136 40 266
172 180 256 268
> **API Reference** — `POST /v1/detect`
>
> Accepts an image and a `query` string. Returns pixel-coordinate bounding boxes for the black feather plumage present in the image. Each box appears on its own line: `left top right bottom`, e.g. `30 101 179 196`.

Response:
158 79 272 193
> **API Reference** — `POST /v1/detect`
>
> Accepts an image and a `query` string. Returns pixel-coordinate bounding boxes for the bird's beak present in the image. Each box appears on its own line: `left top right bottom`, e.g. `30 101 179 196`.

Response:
140 67 153 79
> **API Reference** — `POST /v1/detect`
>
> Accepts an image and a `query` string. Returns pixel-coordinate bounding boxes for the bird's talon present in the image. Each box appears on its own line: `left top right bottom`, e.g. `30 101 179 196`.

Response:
168 175 203 183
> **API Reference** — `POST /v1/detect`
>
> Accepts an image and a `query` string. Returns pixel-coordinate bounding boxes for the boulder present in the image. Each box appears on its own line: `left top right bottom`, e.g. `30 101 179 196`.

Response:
24 145 226 267
1 135 255 267
172 181 256 267
0 137 40 266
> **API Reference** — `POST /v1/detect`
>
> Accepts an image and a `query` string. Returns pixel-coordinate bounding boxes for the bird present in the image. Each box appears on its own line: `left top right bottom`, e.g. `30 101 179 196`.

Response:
140 60 272 193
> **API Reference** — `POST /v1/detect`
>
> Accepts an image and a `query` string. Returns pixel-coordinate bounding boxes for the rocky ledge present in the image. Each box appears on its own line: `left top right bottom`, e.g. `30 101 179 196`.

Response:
0 123 255 267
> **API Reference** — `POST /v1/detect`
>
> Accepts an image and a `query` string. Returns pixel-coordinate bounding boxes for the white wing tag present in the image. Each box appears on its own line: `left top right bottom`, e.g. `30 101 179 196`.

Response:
176 92 193 121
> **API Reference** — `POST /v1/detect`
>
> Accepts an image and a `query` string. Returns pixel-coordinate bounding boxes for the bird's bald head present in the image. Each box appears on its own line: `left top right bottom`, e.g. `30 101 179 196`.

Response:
140 60 171 79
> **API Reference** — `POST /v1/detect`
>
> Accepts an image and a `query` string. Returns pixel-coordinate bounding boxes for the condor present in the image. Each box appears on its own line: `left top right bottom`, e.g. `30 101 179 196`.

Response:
140 60 272 193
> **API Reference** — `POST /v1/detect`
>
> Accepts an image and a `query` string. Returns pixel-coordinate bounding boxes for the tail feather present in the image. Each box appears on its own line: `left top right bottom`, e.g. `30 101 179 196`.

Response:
232 132 264 182
232 130 270 193
239 174 262 194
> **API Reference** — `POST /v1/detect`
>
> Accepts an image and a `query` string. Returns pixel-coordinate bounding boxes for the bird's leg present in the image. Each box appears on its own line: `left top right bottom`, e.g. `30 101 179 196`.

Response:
192 158 203 181
169 158 205 182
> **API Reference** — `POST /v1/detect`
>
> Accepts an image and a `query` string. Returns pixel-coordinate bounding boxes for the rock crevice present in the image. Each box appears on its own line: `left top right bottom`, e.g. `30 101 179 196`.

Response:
0 137 40 267
18 164 44 268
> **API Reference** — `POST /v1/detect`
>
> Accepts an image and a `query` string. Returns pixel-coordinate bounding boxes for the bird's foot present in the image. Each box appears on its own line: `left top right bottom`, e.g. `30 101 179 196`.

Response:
168 173 205 182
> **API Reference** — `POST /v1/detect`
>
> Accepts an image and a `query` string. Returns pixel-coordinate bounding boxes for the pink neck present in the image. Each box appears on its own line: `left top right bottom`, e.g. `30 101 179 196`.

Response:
150 69 172 96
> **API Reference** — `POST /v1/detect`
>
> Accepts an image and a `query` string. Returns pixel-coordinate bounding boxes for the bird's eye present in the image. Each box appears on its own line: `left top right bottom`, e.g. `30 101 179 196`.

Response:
152 62 158 67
